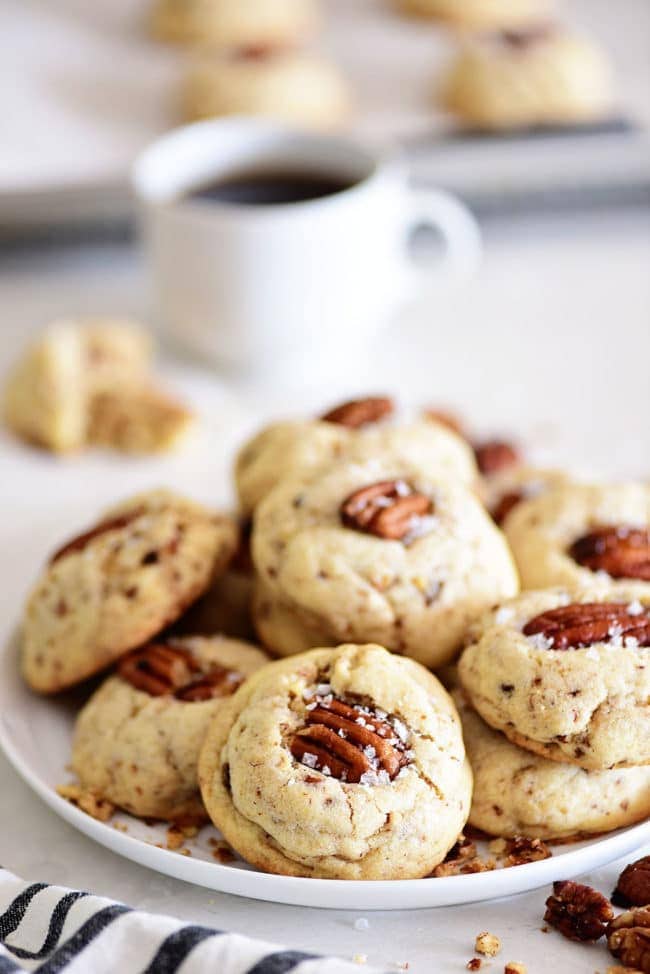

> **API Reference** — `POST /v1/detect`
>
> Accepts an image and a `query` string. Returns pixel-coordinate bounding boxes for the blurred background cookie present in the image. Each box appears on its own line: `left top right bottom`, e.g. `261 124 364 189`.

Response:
396 0 554 30
151 0 320 50
3 318 192 455
183 47 351 129
440 25 614 130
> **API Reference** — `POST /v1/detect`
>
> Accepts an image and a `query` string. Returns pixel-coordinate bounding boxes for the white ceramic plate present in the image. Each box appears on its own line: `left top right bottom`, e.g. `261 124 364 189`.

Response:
2 631 648 911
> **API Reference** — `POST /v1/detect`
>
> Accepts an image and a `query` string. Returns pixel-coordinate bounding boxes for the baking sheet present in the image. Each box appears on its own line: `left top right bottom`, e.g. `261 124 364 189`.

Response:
1 0 649 229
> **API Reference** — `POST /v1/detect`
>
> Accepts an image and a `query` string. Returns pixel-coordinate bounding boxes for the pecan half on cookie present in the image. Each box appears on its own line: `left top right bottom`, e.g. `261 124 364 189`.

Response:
321 396 394 428
340 479 433 541
522 602 650 650
119 642 244 701
290 692 410 784
570 526 650 581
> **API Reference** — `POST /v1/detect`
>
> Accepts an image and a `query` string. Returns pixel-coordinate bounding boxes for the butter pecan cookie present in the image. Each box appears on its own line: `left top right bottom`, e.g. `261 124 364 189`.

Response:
198 643 472 878
455 690 650 839
458 587 650 770
396 0 553 30
235 396 477 516
22 490 238 693
184 48 351 131
251 457 518 667
441 27 613 131
4 318 192 454
504 483 650 594
151 0 319 49
71 635 269 823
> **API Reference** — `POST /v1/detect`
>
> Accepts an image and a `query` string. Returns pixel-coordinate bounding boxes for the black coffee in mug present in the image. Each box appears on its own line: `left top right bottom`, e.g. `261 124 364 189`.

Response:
184 168 355 206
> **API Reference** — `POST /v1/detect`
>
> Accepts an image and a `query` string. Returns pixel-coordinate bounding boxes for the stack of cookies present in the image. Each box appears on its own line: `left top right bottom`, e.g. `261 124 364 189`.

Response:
394 0 614 132
19 394 650 880
150 0 351 131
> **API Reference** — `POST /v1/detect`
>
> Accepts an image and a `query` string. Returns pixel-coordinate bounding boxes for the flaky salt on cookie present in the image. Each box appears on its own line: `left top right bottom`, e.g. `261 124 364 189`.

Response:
198 643 472 879
251 456 518 668
458 587 650 770
504 482 650 596
236 395 478 516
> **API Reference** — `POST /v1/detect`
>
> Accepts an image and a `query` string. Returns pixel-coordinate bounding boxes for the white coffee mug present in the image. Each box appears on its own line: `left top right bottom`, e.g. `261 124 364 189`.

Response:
132 118 481 373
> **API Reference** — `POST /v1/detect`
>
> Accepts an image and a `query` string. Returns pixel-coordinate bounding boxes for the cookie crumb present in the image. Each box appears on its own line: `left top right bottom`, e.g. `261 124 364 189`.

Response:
467 960 482 971
166 826 185 850
56 784 114 822
475 932 501 956
504 964 527 974
211 840 236 864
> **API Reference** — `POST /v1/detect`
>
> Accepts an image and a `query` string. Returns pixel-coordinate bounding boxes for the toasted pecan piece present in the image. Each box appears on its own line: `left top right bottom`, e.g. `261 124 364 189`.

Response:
570 526 650 581
614 856 650 908
544 880 613 942
523 602 650 650
320 396 394 428
290 696 409 784
340 480 433 541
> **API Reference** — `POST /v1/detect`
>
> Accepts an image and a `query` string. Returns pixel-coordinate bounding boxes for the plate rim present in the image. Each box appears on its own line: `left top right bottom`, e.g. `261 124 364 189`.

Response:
2 630 649 911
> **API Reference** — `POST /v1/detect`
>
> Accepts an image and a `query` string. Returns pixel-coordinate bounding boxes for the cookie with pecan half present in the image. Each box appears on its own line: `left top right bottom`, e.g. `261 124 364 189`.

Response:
455 689 650 839
458 587 650 769
504 483 650 595
22 490 238 693
235 399 477 516
71 635 269 823
198 643 472 879
251 457 518 668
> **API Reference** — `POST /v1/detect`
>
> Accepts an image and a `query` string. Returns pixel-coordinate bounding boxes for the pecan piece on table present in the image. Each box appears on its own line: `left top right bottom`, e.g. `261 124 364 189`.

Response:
474 440 520 476
522 602 650 650
569 526 650 581
607 907 650 972
321 396 394 428
614 856 650 908
544 880 613 942
50 511 143 563
340 480 433 541
290 695 410 784
118 643 242 701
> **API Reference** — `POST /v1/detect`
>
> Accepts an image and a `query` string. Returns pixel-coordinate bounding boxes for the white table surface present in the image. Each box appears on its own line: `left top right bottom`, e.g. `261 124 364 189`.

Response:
1 209 649 972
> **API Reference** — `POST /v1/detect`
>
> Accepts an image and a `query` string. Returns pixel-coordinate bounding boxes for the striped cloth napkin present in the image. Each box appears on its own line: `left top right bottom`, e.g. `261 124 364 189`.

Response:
0 868 387 974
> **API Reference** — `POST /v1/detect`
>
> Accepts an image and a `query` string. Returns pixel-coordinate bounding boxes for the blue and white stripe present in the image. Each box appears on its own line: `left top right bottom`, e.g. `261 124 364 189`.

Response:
0 869 386 974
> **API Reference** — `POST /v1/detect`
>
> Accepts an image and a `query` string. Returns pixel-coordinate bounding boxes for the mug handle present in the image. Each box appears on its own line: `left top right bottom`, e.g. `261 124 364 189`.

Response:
404 187 482 284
